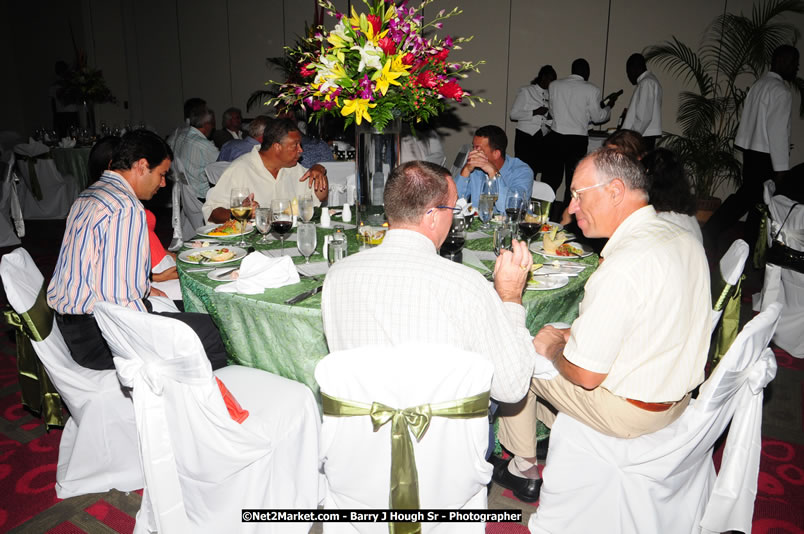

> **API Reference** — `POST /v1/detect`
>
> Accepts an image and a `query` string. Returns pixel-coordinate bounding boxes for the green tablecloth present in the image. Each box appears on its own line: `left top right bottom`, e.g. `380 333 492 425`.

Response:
178 218 597 398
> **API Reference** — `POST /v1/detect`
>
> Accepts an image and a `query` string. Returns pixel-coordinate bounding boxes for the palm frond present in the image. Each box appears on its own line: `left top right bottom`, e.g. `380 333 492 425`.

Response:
644 38 713 95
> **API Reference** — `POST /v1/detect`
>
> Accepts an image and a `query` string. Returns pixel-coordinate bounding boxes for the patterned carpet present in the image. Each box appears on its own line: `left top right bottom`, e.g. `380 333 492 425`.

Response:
0 217 802 533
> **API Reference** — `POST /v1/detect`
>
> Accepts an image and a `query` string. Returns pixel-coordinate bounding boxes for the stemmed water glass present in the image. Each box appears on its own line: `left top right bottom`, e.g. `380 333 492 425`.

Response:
441 214 467 262
229 188 251 247
299 195 315 223
296 222 317 263
270 198 293 255
254 207 272 244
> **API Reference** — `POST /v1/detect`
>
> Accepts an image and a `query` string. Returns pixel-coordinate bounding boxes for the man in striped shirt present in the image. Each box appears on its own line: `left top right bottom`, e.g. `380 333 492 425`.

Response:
47 130 228 370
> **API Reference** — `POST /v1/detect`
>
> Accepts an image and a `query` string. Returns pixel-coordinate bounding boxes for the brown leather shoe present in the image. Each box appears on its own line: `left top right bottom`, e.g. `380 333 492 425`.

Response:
492 458 542 503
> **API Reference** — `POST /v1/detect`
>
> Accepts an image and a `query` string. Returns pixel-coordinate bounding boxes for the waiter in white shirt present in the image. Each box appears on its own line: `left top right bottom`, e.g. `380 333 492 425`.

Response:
544 58 620 205
703 44 799 253
621 53 662 149
509 65 557 182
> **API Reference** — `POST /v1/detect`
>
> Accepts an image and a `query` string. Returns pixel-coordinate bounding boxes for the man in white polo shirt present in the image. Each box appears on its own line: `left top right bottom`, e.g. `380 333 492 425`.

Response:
494 147 711 502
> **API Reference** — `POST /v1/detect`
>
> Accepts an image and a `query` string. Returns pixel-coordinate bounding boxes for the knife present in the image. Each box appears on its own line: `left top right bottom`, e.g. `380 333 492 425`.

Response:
285 284 324 305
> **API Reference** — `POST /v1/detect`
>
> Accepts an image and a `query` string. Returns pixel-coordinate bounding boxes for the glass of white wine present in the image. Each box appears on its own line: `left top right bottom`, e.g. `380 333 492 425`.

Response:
478 176 499 231
229 187 251 247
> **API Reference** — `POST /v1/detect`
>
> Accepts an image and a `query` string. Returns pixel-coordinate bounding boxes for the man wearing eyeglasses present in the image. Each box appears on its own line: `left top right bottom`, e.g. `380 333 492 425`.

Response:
493 147 711 502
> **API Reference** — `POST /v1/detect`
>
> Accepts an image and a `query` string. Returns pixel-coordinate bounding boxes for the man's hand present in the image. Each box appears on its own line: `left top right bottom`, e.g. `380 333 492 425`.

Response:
149 287 167 298
300 164 329 201
532 325 568 362
493 239 532 304
152 266 178 282
461 149 497 178
244 193 260 210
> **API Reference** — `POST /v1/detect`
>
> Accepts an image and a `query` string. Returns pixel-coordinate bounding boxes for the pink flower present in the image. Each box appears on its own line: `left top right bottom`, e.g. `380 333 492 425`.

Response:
439 80 464 102
300 64 315 77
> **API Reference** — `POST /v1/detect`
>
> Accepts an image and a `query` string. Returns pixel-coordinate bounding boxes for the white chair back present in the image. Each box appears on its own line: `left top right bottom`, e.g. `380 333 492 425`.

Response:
315 344 493 533
0 149 22 244
0 248 141 498
531 180 556 202
172 157 205 239
13 141 79 219
531 302 781 534
711 239 749 332
204 161 230 185
449 144 471 178
94 302 319 534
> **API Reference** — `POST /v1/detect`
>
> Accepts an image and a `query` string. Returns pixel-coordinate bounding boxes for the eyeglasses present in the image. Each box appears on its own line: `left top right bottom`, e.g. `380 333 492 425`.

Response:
426 205 462 215
569 182 607 201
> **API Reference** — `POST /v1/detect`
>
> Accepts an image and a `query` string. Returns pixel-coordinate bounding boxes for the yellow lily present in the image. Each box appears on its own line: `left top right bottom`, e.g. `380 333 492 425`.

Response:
373 58 409 96
341 98 376 125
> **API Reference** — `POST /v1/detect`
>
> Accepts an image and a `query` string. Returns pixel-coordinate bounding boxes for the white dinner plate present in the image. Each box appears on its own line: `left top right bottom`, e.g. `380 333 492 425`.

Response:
207 267 240 281
526 274 569 291
532 261 587 277
184 239 222 249
178 245 247 265
195 223 254 238
530 241 593 258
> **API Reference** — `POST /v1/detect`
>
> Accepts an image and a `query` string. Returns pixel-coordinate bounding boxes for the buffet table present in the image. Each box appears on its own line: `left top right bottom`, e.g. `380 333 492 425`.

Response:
178 217 597 398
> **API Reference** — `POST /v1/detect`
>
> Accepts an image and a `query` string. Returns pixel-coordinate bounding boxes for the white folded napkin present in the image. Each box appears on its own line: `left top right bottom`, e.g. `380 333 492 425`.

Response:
15 140 50 157
215 252 299 294
58 137 76 148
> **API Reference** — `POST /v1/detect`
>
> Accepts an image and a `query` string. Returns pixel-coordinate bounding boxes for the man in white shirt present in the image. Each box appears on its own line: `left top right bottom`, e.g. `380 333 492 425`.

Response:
544 58 620 205
704 44 799 253
509 65 557 181
203 118 328 223
494 147 711 502
622 53 663 149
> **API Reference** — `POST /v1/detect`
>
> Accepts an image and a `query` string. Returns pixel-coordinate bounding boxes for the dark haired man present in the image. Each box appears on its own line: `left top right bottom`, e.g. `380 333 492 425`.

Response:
203 118 328 223
457 125 534 213
510 65 558 179
48 130 228 371
622 53 663 149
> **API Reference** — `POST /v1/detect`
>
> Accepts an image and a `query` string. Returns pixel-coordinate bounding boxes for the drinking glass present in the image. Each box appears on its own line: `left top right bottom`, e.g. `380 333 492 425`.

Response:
326 234 348 265
270 198 293 255
441 214 467 262
518 199 542 248
296 222 317 263
255 207 272 244
492 223 513 256
229 188 251 247
505 188 526 224
299 195 315 223
538 199 552 225
478 177 499 231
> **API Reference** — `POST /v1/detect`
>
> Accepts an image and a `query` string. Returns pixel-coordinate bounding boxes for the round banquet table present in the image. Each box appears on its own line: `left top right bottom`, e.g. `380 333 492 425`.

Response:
178 216 598 399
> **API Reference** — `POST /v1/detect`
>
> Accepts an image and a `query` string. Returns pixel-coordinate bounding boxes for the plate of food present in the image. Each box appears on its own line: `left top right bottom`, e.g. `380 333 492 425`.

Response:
185 239 222 248
526 274 569 291
178 246 247 265
196 220 254 238
530 227 593 258
538 221 563 233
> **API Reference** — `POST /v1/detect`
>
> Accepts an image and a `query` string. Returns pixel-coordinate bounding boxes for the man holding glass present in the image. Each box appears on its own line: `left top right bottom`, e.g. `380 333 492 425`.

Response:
322 161 554 404
494 147 710 502
456 125 534 214
202 119 329 223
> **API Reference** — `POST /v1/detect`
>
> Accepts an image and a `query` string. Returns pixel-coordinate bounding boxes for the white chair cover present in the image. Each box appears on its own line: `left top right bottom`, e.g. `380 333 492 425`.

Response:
0 248 142 498
93 302 320 534
172 157 205 238
0 149 22 245
711 239 749 332
530 302 782 534
530 181 556 202
204 160 230 185
322 161 356 206
14 141 79 219
315 344 493 534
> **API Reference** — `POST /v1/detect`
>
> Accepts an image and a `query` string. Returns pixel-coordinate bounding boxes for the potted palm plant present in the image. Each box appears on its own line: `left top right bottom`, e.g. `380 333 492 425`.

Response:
645 0 804 222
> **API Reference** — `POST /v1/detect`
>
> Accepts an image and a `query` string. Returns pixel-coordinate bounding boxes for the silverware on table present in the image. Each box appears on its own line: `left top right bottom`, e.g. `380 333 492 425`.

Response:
285 284 324 305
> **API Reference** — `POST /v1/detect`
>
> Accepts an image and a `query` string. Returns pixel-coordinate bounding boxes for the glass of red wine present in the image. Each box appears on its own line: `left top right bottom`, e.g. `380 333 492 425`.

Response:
441 213 467 262
505 188 526 225
518 199 542 249
270 198 293 256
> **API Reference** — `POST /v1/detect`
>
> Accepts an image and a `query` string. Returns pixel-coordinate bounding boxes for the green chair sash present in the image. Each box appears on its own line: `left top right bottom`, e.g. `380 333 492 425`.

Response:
3 282 65 428
709 273 743 370
322 390 490 534
15 153 51 201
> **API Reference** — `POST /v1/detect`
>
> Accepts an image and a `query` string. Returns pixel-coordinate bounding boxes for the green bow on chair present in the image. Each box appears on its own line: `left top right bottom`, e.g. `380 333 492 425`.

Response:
322 390 490 534
4 283 65 428
15 153 51 201
708 272 743 371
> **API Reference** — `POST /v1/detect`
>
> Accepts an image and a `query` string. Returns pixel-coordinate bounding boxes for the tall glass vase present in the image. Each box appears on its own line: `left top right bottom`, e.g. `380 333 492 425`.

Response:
354 118 401 226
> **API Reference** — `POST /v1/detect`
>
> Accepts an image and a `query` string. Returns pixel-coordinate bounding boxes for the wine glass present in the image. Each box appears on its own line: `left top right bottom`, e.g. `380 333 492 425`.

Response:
229 188 251 247
299 195 315 223
270 198 293 255
296 222 317 264
254 207 272 244
478 177 498 231
505 188 526 224
518 199 542 249
441 214 467 262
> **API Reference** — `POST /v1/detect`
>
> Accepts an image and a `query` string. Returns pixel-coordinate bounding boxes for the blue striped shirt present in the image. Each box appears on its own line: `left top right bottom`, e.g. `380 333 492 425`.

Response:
47 171 151 314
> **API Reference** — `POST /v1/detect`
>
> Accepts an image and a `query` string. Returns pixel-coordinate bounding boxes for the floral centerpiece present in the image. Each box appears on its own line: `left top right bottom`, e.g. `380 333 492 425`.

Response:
269 0 487 132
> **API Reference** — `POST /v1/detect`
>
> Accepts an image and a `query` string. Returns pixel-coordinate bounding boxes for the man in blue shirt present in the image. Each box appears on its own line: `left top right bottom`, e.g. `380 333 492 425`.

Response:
218 115 272 162
456 125 534 213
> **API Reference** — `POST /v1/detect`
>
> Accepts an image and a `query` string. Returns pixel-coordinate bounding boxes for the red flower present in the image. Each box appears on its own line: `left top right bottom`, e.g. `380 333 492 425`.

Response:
401 53 415 65
434 48 450 62
299 64 315 78
378 36 396 56
366 14 382 35
439 80 464 102
416 71 438 88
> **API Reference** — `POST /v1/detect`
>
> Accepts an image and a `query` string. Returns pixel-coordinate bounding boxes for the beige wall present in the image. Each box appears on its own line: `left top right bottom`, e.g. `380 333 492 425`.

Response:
2 1 802 198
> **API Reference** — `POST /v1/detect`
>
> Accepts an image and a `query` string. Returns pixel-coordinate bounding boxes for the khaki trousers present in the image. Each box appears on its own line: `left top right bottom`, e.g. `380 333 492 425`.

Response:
497 374 691 458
